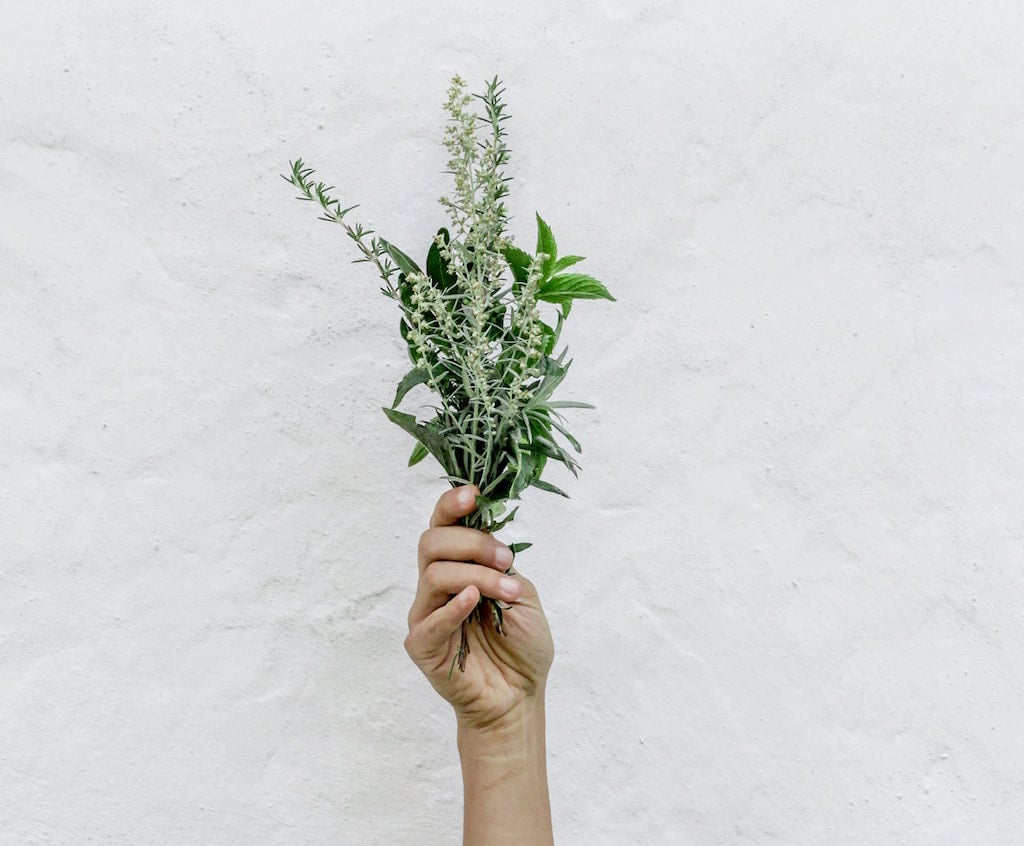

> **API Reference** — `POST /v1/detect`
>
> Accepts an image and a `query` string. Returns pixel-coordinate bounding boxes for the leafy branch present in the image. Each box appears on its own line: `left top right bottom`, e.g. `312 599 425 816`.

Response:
283 75 614 672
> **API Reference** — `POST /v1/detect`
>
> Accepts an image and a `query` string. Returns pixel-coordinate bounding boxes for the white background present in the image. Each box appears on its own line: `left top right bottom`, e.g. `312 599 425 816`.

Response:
2 2 1022 843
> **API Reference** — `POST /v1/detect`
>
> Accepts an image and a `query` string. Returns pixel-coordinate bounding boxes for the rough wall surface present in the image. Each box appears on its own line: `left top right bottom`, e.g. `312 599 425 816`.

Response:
2 2 1022 843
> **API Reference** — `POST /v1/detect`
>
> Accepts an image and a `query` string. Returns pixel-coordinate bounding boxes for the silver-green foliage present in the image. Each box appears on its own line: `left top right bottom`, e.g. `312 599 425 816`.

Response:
283 77 613 653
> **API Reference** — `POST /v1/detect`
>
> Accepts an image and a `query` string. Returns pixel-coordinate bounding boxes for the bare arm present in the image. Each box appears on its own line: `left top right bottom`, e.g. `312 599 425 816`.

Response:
404 485 555 845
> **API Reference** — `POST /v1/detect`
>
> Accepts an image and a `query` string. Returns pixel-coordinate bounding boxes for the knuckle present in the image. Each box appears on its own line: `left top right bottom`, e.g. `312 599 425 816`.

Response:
417 529 434 560
476 533 496 562
421 562 443 592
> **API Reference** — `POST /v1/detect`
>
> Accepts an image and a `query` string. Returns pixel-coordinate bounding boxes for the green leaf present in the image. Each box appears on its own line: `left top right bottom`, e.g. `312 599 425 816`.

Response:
472 494 508 529
527 357 573 407
552 255 585 273
408 442 429 466
426 228 454 290
533 451 548 480
526 407 552 440
392 367 430 408
503 245 533 286
379 238 422 276
382 407 452 471
491 506 519 533
537 273 615 305
397 272 413 309
538 320 557 356
535 213 557 278
525 436 580 476
487 301 506 341
550 418 582 454
509 542 532 555
509 447 537 500
530 478 570 498
398 318 416 364
548 400 595 410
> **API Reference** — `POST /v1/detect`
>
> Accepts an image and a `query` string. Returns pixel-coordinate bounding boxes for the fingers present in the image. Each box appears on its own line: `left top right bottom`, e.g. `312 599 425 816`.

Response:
409 558 523 624
418 525 514 575
429 485 479 528
407 483 525 664
405 583 479 663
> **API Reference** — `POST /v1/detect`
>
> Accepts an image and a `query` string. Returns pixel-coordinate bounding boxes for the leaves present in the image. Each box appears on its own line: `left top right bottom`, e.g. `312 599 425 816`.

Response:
392 367 430 408
530 478 570 497
537 272 616 305
426 228 455 290
491 506 519 533
527 356 573 407
548 400 595 410
408 442 429 466
503 244 534 286
285 78 617 545
380 238 422 276
535 213 557 278
552 255 585 274
509 448 538 501
381 407 453 472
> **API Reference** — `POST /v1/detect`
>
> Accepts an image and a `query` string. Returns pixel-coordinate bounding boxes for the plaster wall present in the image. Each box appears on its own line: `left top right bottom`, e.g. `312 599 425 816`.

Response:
2 2 1022 843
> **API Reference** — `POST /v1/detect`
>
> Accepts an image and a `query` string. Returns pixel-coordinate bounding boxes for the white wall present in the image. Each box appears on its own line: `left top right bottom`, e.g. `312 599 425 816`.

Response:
2 2 1022 843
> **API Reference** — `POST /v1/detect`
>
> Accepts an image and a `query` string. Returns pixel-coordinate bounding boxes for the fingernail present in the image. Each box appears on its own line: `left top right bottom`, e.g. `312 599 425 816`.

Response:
494 545 514 567
499 577 520 598
457 488 475 507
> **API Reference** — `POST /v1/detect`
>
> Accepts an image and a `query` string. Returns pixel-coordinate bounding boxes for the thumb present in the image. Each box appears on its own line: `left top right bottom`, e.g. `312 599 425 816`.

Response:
405 584 479 663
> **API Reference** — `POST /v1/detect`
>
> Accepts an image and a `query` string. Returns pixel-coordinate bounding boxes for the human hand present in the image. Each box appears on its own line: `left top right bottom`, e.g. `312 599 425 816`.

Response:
404 484 555 731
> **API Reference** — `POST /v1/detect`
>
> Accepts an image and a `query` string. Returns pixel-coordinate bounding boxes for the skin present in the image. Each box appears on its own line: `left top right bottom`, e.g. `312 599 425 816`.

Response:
404 484 555 846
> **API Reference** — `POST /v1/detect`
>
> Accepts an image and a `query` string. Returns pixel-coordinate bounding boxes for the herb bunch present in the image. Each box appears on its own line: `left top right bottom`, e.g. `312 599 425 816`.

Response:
283 75 613 671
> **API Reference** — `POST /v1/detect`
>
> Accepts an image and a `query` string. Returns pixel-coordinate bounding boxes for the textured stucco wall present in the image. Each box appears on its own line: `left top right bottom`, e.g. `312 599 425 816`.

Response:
3 2 1023 844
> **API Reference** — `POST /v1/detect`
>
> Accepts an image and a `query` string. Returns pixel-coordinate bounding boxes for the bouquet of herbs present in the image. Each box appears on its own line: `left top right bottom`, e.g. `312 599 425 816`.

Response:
283 75 613 671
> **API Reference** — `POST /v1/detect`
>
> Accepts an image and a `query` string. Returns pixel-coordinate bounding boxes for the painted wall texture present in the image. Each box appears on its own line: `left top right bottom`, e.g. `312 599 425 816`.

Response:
2 2 1022 843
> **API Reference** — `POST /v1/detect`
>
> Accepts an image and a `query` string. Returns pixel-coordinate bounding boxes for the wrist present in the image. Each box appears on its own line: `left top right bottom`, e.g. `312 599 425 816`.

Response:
456 692 547 752
457 693 552 846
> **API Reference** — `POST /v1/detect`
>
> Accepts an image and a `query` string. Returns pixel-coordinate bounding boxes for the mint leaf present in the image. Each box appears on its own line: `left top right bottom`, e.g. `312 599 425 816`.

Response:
552 255 585 273
535 213 557 278
537 272 615 305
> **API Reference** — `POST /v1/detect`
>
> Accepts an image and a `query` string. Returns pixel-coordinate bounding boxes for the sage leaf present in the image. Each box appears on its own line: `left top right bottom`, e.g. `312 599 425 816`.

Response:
380 238 422 276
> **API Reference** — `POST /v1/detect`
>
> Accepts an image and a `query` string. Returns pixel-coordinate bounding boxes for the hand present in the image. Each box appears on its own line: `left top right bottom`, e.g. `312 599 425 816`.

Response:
404 484 555 730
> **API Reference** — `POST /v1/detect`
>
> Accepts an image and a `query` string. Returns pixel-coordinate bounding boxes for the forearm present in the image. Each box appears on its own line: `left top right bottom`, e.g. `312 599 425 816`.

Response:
458 696 553 846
